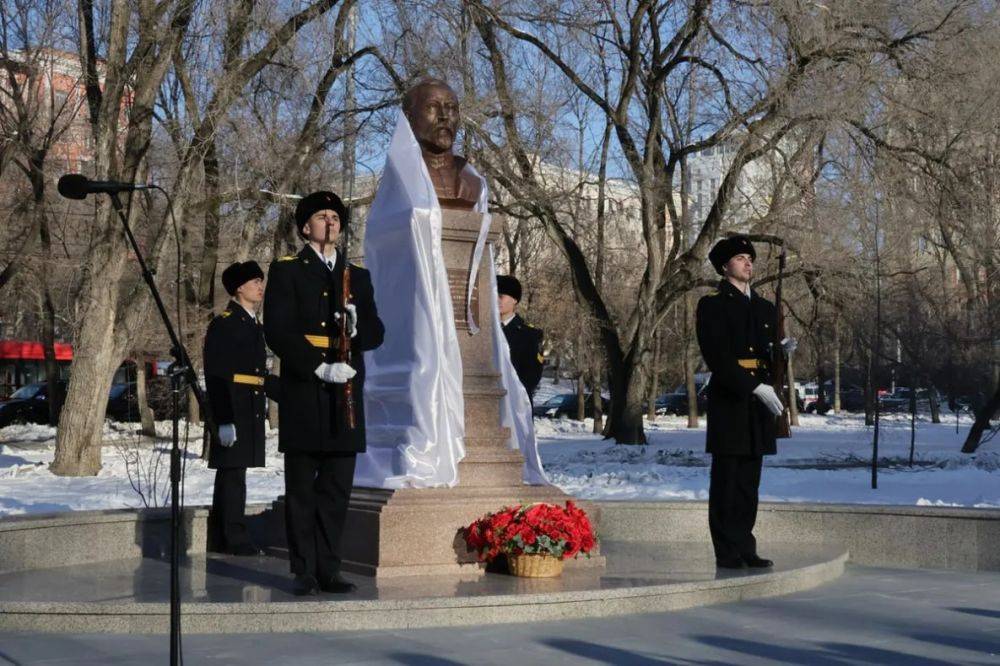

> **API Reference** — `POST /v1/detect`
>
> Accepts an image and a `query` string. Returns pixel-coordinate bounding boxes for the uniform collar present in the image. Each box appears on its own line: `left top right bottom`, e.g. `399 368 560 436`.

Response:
226 299 257 322
501 312 518 327
297 245 344 282
308 244 337 268
719 279 753 301
503 313 523 329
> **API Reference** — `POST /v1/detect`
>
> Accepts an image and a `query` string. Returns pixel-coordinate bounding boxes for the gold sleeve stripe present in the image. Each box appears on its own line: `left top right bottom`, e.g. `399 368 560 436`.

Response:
305 334 332 348
233 374 265 386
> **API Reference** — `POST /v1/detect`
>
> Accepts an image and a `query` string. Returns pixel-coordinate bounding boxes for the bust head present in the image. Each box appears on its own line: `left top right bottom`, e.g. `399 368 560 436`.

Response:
403 78 461 155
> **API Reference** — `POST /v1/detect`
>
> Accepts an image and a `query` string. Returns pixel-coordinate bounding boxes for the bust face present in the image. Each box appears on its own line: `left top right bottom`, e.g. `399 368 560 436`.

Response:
405 83 461 155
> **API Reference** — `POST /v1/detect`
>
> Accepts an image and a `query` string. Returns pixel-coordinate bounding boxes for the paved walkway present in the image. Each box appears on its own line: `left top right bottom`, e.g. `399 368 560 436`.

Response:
1 566 998 665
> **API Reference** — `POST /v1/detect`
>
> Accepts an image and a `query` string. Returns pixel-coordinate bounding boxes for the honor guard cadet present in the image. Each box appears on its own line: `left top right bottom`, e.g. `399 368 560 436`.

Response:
204 260 278 556
263 190 384 596
497 275 544 401
696 236 785 570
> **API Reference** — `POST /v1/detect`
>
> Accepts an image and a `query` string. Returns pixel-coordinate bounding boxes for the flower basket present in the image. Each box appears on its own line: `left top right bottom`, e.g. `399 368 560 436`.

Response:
508 553 564 578
463 501 597 578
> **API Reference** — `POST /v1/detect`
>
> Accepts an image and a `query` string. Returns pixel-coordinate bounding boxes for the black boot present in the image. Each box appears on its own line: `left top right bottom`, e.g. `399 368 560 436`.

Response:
319 573 357 594
742 554 774 568
293 574 320 596
715 556 748 569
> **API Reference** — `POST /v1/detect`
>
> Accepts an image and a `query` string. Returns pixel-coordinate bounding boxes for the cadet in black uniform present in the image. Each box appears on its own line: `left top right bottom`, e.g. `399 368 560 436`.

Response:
497 275 544 401
696 236 786 569
204 260 278 556
264 191 384 596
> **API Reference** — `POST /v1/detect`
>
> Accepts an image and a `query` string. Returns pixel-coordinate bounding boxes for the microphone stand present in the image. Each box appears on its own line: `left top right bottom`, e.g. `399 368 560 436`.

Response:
106 190 216 666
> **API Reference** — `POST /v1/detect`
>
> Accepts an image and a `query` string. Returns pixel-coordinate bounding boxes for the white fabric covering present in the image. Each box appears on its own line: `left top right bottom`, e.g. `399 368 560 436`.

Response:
356 111 546 488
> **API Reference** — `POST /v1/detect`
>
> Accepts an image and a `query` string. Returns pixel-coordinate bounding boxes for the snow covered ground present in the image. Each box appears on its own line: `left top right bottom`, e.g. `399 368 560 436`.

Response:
537 412 1000 508
0 410 996 517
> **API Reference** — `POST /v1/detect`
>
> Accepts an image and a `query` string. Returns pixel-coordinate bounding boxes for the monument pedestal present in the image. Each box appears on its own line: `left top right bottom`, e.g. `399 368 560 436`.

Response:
342 208 604 578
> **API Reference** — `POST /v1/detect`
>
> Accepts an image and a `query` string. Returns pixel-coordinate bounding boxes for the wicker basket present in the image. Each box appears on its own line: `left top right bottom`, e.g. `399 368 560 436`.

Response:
508 553 564 578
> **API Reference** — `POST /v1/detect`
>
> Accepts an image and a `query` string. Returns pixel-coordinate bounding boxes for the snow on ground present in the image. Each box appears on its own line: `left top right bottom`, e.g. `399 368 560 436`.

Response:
538 411 1000 508
0 421 285 516
0 409 997 517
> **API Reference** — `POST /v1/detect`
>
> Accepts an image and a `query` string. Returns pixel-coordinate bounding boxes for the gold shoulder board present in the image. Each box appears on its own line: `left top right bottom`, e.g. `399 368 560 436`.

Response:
276 255 296 262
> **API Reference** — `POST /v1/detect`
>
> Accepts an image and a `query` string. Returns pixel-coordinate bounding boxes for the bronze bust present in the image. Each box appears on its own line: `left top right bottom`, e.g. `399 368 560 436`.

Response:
402 78 482 210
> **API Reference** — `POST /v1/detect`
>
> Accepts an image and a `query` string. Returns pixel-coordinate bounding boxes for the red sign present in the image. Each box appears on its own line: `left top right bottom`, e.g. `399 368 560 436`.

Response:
0 340 73 361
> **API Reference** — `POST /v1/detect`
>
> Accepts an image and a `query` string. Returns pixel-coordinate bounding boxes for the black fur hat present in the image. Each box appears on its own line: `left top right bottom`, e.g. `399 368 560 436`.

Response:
496 275 523 301
708 235 756 276
295 190 349 238
221 261 264 296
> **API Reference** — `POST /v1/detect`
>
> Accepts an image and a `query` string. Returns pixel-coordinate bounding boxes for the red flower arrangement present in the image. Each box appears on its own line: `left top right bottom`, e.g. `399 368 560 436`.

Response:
464 501 597 562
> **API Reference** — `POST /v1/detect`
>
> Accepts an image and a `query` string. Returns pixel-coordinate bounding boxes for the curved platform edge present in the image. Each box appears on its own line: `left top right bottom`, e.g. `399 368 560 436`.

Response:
0 549 847 634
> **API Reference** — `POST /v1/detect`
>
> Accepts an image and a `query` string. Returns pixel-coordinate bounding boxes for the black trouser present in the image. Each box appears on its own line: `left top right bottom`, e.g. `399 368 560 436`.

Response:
708 454 763 561
209 467 251 551
283 451 356 580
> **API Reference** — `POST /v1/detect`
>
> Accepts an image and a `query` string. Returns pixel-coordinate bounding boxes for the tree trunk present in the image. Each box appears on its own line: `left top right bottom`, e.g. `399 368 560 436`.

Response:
685 294 699 428
787 347 799 427
605 348 649 445
647 332 660 421
51 211 132 476
40 290 62 426
833 315 842 414
591 369 603 433
961 384 999 453
136 361 156 436
929 386 941 424
576 373 586 422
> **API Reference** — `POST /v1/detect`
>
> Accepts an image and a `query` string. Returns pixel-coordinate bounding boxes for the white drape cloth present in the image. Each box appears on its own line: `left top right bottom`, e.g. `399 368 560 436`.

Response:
356 111 546 487
487 245 548 485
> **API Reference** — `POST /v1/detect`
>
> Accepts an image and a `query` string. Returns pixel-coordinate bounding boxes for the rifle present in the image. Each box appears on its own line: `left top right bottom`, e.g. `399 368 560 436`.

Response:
772 246 792 438
337 210 356 431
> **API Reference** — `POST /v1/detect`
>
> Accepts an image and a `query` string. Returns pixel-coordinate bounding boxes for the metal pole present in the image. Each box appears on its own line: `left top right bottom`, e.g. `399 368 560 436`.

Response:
872 202 881 490
170 365 182 665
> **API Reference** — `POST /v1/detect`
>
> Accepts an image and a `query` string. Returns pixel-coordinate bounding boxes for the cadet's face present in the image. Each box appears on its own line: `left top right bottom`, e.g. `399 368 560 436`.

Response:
725 253 753 282
408 85 460 154
303 209 341 244
237 277 265 305
498 294 517 318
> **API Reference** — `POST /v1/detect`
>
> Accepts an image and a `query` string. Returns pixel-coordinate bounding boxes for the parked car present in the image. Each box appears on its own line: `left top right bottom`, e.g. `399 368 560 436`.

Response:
532 393 608 419
0 379 181 428
106 382 141 422
0 381 65 427
809 383 866 414
800 383 820 413
655 380 709 416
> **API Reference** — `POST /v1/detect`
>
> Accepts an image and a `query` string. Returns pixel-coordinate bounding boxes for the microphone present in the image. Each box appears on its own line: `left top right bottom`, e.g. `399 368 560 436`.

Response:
57 173 151 200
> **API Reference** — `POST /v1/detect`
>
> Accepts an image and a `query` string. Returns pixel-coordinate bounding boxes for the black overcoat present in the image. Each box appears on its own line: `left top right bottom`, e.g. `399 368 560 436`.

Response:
502 314 544 398
696 279 778 457
263 247 384 454
203 301 272 469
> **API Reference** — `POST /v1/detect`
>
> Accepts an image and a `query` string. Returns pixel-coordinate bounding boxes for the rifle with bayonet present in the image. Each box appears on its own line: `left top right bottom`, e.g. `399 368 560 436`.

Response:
772 246 792 438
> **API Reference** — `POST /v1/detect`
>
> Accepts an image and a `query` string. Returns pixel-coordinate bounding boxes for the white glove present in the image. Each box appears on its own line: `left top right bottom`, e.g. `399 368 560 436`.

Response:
333 304 358 338
345 304 357 338
781 337 798 355
752 383 785 416
218 423 237 447
315 362 357 384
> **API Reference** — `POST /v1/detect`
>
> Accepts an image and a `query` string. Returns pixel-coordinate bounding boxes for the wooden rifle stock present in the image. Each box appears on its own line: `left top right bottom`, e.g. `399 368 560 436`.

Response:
339 255 356 430
772 248 792 438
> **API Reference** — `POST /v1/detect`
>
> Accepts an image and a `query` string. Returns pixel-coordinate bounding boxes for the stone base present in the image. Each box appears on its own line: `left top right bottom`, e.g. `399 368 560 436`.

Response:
342 484 606 579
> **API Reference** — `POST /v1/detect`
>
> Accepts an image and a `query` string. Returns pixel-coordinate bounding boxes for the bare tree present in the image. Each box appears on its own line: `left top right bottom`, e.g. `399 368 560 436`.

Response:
463 0 963 443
